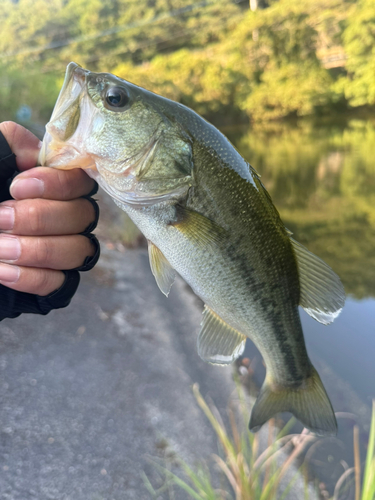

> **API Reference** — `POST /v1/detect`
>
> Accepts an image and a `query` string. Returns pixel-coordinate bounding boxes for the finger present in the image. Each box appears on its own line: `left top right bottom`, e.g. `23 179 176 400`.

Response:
0 234 95 270
10 166 96 201
0 198 96 236
0 263 65 296
0 122 41 171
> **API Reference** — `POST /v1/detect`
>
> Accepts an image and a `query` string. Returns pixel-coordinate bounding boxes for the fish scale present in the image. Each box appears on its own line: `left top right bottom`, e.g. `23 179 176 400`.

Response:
185 146 307 379
39 62 345 436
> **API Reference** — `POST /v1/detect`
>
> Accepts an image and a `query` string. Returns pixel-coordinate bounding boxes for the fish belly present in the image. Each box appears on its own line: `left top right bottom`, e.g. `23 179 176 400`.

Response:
121 201 311 387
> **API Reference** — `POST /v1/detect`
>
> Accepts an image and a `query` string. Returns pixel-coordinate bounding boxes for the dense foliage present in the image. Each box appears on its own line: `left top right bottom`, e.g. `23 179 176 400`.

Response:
1 0 375 123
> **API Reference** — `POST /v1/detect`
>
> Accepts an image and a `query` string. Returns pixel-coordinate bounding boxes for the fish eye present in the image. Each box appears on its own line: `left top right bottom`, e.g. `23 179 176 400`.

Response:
105 86 130 110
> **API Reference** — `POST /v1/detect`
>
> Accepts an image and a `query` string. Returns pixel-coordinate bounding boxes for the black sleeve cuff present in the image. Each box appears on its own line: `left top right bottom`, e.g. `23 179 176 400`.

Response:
36 270 81 314
0 270 80 320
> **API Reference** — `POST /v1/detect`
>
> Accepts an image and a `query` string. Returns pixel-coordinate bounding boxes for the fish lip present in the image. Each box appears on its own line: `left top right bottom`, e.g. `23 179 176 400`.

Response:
39 62 93 168
71 63 89 83
48 62 89 126
62 62 89 91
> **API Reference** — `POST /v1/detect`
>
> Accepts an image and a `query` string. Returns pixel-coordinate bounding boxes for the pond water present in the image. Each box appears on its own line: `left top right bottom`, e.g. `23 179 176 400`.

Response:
225 118 375 494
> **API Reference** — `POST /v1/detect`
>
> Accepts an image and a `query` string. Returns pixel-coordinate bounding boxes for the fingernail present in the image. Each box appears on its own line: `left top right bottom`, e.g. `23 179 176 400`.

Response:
10 177 45 199
0 263 20 283
0 206 15 231
0 235 21 261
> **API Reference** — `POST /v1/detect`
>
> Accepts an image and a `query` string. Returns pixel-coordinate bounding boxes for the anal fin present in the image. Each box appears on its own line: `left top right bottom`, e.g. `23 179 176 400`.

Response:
198 306 247 365
148 241 175 296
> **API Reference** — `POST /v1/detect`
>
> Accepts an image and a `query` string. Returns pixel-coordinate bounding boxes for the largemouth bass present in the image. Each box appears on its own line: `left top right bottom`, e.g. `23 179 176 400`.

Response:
39 62 345 435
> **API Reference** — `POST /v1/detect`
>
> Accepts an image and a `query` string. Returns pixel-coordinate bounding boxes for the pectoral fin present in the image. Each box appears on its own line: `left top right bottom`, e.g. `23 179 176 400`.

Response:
198 306 247 365
148 241 175 296
171 205 226 248
291 238 345 325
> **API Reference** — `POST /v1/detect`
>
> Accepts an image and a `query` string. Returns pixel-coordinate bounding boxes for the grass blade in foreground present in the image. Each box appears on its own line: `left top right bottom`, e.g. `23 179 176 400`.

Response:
333 400 375 500
168 384 318 500
146 391 375 499
361 400 375 500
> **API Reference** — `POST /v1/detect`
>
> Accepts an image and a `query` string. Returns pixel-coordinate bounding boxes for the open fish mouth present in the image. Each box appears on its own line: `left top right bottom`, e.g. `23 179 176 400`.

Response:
38 63 96 170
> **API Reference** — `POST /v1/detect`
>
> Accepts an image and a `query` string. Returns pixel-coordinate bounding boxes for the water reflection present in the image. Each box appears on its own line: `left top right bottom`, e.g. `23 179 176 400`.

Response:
302 299 374 493
303 297 375 400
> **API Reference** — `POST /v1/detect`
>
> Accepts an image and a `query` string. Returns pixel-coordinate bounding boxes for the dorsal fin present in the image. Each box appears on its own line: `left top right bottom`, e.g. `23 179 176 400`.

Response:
148 241 175 297
198 306 247 365
290 238 345 325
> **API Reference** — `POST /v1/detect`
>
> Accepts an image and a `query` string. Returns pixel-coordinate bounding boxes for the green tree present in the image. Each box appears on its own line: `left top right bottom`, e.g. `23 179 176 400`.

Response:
0 0 372 123
225 1 337 120
338 0 375 107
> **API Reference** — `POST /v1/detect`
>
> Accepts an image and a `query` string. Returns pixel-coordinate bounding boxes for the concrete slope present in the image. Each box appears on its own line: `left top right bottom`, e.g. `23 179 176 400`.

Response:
0 247 237 500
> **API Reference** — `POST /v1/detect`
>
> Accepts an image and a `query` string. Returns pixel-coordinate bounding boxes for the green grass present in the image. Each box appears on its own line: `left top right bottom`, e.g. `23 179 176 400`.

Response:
333 401 375 500
145 383 316 499
361 401 375 500
144 389 375 500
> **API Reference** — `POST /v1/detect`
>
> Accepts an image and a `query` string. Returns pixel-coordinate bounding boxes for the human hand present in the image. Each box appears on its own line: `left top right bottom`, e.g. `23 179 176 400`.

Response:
0 121 99 299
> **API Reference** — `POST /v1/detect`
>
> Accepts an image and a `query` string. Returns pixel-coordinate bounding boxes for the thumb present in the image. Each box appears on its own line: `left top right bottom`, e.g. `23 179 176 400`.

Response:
0 121 42 171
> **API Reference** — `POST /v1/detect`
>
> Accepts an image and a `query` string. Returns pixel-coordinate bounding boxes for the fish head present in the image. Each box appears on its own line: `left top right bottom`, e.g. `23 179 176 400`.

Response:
39 62 193 206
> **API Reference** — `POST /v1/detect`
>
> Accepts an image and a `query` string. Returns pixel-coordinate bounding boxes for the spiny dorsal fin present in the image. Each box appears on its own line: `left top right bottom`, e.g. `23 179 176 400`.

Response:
198 306 247 365
171 205 227 249
249 366 337 436
291 238 345 325
148 241 175 297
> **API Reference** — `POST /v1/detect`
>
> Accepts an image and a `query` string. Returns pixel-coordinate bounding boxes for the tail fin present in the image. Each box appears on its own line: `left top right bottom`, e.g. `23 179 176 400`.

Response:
249 366 337 436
